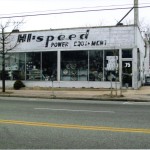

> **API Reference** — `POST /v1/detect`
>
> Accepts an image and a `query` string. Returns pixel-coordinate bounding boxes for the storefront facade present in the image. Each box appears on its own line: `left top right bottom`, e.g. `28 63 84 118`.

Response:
0 25 147 89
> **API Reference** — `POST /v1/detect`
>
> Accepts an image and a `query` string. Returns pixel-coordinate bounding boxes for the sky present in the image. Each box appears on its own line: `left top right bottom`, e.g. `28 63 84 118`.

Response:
0 0 150 31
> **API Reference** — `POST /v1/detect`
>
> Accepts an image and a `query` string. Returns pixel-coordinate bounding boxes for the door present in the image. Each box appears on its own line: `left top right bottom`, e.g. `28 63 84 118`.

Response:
122 61 132 87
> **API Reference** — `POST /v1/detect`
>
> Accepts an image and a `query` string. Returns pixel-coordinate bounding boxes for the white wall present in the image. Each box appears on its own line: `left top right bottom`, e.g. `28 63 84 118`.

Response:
9 25 135 53
1 80 121 89
0 25 146 89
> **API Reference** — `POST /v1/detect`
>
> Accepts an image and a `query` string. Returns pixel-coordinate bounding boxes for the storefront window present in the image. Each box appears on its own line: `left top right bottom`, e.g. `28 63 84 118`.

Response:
0 56 2 79
89 51 103 81
0 53 25 80
61 51 88 81
122 49 132 58
26 52 41 80
0 50 121 83
42 52 57 81
104 50 119 81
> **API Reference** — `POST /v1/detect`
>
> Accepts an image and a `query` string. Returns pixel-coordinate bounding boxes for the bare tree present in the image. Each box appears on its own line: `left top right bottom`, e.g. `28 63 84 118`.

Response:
0 20 23 92
143 25 150 44
136 18 150 43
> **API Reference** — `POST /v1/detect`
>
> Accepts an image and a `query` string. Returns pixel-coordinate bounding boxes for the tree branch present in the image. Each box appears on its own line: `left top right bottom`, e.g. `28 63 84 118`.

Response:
0 19 24 54
5 42 19 52
4 20 24 40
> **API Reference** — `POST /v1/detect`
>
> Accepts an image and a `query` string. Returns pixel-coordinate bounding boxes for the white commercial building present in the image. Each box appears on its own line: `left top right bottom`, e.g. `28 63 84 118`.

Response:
0 25 149 89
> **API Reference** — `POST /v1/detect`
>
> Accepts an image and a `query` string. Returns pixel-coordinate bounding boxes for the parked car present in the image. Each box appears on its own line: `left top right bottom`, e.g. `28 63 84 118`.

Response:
144 76 150 86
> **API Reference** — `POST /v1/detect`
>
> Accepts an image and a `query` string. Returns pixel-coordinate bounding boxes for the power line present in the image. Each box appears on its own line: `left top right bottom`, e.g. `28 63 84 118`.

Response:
0 5 150 19
1 2 150 17
0 1 150 16
0 3 134 16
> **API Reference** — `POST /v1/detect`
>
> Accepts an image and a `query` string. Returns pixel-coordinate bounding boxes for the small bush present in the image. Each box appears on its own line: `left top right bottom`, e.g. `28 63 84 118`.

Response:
13 80 25 90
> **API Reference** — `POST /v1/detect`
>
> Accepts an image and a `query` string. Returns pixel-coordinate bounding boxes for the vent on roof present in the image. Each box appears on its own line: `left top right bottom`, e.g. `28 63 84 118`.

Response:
12 29 19 33
116 23 123 26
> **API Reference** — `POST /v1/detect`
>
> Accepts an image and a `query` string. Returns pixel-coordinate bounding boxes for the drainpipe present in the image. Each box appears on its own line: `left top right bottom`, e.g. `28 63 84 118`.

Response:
144 34 149 58
143 35 149 82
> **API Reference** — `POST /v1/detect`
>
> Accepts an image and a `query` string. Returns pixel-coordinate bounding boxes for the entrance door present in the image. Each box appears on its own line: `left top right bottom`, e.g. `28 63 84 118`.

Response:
122 61 132 87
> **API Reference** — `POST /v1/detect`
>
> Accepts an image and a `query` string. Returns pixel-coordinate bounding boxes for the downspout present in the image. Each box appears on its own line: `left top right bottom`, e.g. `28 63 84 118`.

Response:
143 36 149 82
144 35 148 58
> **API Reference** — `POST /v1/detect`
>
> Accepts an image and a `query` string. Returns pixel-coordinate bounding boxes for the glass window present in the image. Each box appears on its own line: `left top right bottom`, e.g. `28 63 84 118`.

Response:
0 53 25 80
0 55 2 79
122 61 132 87
61 51 88 81
26 52 41 80
0 54 7 80
42 52 57 81
122 49 132 58
89 51 103 81
104 50 119 81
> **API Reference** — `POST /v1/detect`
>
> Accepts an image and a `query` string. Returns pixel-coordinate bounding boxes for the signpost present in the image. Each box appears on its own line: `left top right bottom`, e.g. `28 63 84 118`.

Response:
50 75 56 98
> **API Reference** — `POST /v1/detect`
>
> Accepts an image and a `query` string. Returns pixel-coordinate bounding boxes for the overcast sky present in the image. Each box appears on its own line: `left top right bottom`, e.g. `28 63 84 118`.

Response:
0 0 150 31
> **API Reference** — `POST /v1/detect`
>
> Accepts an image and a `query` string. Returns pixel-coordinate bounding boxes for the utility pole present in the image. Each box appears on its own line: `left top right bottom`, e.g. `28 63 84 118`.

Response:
134 0 139 26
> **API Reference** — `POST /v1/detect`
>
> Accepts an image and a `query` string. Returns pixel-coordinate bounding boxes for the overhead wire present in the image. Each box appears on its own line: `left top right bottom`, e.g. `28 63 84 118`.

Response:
1 2 150 17
0 4 150 19
0 3 135 16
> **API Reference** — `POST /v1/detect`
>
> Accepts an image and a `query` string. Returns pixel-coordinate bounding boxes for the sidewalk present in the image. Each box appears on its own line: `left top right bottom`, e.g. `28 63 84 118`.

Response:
0 86 150 102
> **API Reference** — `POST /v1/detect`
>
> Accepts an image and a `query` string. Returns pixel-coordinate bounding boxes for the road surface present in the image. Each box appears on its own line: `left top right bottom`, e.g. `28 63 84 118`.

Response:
0 97 150 149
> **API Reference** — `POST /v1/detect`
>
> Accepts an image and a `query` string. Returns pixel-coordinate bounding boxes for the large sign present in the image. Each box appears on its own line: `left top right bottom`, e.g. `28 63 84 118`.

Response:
10 26 135 52
17 29 107 48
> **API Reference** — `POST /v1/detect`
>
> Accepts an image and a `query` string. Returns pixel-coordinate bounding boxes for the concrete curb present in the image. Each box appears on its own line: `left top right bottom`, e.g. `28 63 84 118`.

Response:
0 94 150 102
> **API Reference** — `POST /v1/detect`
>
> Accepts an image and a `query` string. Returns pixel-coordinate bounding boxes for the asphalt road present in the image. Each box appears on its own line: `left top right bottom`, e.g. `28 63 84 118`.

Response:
0 97 150 149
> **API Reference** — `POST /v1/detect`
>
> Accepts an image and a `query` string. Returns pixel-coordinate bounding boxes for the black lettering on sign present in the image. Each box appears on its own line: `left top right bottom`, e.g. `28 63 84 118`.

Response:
74 41 84 47
58 35 65 40
32 36 36 40
36 36 44 42
91 41 97 46
45 36 54 47
69 34 76 40
27 34 32 42
17 34 27 42
91 40 107 46
51 42 68 47
80 30 89 39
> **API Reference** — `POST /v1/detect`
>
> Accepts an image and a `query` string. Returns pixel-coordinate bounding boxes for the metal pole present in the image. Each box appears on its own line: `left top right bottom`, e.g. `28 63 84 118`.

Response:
51 75 55 98
110 73 113 97
120 74 123 96
52 80 54 96
116 7 134 26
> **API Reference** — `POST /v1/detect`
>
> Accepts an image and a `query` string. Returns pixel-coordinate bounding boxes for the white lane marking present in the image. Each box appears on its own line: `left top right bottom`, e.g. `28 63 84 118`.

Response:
123 102 133 104
28 98 37 101
34 108 115 113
